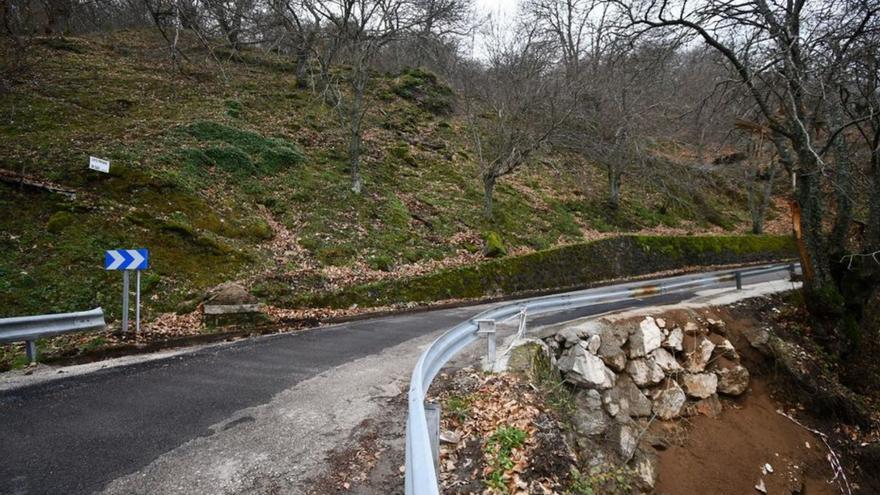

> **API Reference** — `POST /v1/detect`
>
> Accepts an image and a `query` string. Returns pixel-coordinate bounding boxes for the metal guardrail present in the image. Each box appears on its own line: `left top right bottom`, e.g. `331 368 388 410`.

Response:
0 308 106 363
404 263 798 495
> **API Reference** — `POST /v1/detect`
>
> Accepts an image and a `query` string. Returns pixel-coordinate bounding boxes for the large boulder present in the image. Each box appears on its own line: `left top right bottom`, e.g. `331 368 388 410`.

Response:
505 339 550 373
626 358 665 387
603 375 653 418
715 363 750 396
681 373 718 399
629 317 664 358
203 282 265 327
573 389 610 436
208 282 258 305
652 380 687 420
555 325 584 348
558 345 616 389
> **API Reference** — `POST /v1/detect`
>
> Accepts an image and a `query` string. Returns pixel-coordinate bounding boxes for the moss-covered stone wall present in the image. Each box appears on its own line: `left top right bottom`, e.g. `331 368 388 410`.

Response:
281 235 796 309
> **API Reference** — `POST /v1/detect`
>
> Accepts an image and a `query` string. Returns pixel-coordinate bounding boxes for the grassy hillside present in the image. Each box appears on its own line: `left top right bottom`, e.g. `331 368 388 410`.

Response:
0 31 778 320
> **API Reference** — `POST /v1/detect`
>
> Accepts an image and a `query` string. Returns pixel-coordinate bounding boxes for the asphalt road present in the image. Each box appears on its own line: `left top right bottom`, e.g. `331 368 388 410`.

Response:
0 268 791 495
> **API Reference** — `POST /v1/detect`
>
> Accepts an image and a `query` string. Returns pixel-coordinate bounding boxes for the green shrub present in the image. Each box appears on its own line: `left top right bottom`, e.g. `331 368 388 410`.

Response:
47 211 74 233
183 121 305 175
367 254 395 272
224 99 243 119
260 143 305 172
484 425 528 490
203 146 255 175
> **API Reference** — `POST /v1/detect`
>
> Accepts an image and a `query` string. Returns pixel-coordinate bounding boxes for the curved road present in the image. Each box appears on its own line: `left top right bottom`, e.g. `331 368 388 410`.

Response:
0 268 794 494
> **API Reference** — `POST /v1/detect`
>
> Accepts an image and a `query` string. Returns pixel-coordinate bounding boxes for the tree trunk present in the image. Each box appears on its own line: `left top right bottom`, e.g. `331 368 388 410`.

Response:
347 71 367 195
45 0 72 35
795 162 839 316
482 175 496 219
608 167 621 209
751 211 764 234
829 98 853 251
869 154 880 249
294 37 310 89
349 129 362 194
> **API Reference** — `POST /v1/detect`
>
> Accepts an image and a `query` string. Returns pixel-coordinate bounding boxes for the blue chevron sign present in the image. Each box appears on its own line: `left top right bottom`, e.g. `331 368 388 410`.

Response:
104 249 149 271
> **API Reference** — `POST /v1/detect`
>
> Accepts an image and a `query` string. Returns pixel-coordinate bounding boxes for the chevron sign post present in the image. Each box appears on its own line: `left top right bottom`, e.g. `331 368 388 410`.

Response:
104 249 149 271
105 248 150 334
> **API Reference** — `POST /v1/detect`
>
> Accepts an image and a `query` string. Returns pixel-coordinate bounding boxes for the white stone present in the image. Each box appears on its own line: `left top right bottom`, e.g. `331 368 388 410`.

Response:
685 338 715 372
586 334 601 354
684 321 701 335
629 317 664 358
663 327 684 352
716 364 750 396
611 422 639 459
558 345 616 390
573 389 609 436
755 479 767 494
653 380 687 420
715 338 739 360
681 373 718 399
626 358 665 387
633 450 658 489
650 348 683 373
655 318 666 329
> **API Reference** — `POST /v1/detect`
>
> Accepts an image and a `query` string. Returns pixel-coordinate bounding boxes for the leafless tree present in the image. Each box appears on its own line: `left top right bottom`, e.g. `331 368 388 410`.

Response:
617 0 879 310
462 23 574 217
306 0 468 194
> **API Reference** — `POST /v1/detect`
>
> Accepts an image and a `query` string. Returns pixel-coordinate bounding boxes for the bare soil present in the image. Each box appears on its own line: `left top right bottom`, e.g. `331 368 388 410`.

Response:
655 296 879 494
655 379 836 495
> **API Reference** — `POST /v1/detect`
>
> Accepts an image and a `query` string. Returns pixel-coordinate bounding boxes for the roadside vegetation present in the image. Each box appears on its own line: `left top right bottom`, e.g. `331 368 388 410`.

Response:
0 30 777 325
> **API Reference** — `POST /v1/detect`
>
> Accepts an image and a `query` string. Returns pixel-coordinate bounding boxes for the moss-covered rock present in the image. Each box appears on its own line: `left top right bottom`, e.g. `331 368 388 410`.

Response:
392 67 455 115
483 231 506 258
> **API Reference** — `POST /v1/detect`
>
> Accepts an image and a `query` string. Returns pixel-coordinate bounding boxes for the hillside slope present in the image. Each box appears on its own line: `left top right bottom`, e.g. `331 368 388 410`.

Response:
0 31 781 320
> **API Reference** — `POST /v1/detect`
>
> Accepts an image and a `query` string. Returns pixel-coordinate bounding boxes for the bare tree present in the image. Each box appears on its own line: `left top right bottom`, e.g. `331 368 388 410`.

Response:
618 0 878 310
307 0 466 193
735 123 780 234
461 24 574 217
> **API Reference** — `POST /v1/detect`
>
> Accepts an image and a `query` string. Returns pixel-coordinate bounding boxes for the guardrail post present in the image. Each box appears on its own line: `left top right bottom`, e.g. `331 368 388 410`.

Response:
516 307 528 338
25 340 37 363
476 319 496 367
788 263 796 279
424 402 441 476
735 271 743 290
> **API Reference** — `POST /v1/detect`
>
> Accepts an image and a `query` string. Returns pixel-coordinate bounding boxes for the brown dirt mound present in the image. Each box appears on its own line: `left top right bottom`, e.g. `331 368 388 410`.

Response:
656 379 836 494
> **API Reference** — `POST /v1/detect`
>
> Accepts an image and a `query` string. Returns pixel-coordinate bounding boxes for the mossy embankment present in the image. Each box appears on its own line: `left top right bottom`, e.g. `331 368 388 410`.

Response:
257 235 796 309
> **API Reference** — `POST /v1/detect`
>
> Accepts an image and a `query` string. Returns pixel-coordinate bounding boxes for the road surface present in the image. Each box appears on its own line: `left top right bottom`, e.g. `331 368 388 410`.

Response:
0 268 795 494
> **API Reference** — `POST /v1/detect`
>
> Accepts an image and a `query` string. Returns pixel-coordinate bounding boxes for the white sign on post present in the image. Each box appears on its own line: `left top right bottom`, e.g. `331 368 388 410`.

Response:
89 156 110 173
